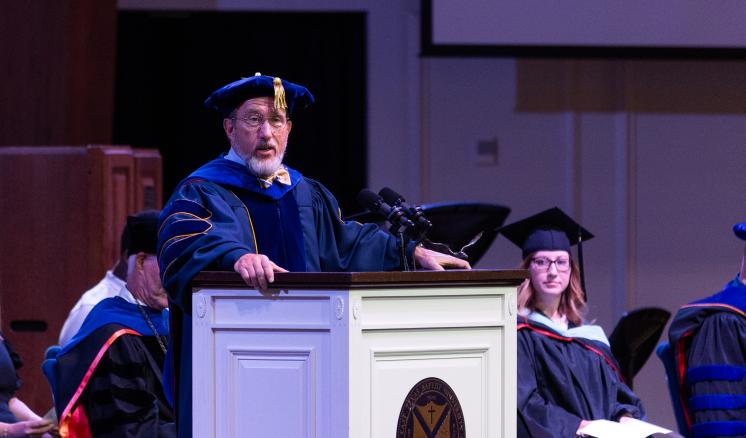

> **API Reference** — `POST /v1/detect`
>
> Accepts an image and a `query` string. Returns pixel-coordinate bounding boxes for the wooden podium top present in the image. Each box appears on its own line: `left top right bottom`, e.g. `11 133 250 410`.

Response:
193 269 527 290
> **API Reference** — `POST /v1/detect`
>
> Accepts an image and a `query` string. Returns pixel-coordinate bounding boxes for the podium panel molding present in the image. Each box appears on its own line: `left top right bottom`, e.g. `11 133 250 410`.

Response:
193 270 523 438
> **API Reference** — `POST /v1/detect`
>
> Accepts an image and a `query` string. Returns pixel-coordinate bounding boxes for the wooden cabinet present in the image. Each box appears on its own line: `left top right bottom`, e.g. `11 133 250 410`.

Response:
0 145 161 412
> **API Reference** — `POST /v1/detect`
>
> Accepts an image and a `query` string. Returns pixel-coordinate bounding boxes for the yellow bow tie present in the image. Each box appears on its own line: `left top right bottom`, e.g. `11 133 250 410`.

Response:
258 166 291 189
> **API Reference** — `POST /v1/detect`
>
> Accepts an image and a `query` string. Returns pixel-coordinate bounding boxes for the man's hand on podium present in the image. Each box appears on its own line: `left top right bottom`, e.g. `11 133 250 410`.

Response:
414 246 472 271
233 253 288 292
233 247 472 292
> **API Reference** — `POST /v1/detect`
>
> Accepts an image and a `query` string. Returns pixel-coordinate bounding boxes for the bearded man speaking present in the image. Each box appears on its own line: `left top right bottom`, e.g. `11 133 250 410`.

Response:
157 73 469 437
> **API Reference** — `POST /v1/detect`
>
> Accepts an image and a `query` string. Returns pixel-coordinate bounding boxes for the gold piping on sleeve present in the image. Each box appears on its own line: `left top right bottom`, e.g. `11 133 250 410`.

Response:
158 205 214 261
158 199 212 235
159 215 215 282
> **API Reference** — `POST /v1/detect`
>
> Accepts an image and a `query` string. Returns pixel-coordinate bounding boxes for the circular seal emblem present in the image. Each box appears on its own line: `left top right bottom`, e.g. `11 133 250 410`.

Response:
396 377 466 438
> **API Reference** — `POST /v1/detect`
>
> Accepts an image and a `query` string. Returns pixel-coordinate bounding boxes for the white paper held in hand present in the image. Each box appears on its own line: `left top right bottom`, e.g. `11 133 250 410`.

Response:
578 418 672 438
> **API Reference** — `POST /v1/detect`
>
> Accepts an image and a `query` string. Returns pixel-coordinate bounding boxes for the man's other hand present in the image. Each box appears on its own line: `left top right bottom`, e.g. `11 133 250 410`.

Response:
233 253 288 292
414 246 471 271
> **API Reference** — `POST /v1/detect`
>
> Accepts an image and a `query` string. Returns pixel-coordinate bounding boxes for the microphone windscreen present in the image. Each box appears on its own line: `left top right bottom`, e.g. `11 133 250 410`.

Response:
379 187 403 205
357 189 382 210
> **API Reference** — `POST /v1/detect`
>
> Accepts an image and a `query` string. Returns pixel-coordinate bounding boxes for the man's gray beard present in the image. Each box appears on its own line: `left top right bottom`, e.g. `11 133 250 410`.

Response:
247 150 285 177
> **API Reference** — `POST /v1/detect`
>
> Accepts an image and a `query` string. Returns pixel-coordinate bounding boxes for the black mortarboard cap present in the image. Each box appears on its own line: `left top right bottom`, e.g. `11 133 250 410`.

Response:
125 210 160 256
734 221 746 241
204 73 315 117
499 207 594 259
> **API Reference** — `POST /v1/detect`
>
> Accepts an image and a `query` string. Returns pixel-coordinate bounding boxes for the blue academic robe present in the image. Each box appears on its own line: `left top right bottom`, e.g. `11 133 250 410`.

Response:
158 157 414 438
669 276 746 438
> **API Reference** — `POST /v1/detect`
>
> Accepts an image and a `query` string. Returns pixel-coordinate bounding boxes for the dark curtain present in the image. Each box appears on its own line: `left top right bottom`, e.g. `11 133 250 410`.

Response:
114 10 366 212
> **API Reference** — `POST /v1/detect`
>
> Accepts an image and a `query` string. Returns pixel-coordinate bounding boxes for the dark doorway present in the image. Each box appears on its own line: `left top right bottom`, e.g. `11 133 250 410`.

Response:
114 10 366 212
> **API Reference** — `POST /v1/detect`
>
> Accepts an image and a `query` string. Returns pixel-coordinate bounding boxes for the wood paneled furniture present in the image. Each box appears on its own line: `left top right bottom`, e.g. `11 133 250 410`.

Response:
0 145 162 412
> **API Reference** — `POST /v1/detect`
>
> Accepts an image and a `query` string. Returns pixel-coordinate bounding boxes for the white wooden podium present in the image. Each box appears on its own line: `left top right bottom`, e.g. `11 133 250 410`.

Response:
192 270 525 438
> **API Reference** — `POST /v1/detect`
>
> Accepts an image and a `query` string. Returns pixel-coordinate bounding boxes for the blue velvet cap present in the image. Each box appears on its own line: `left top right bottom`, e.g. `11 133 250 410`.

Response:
125 210 160 256
735 221 746 241
204 73 314 117
499 207 594 259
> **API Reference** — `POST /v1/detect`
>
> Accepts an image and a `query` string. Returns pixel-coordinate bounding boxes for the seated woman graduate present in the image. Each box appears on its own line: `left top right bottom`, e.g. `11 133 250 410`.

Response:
499 208 645 438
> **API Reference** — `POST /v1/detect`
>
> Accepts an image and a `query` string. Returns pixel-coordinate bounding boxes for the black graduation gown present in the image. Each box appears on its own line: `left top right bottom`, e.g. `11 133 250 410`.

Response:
517 314 645 438
668 276 746 437
53 297 174 438
81 333 175 437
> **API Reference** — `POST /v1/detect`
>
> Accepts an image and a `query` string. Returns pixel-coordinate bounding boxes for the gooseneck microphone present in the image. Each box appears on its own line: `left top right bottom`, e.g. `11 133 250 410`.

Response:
356 189 415 231
357 188 414 271
375 187 469 261
378 187 432 232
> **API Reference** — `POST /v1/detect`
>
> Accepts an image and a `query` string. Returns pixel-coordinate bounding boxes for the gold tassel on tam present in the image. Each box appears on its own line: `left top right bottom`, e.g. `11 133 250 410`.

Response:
273 77 288 111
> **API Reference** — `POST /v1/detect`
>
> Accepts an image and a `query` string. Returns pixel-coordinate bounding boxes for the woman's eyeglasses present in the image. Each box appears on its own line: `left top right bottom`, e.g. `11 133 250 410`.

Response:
530 257 571 272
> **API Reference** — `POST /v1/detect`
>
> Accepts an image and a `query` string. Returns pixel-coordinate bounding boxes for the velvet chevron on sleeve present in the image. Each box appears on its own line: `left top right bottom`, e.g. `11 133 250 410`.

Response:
82 335 175 438
158 180 257 313
669 276 746 437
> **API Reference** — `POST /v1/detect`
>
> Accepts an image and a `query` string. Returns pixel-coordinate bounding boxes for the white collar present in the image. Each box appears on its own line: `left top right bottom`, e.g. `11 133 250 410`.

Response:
116 285 147 307
225 148 245 166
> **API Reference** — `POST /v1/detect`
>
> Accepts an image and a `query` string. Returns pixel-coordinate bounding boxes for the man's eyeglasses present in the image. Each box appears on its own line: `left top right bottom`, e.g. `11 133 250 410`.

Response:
530 257 571 272
234 113 288 130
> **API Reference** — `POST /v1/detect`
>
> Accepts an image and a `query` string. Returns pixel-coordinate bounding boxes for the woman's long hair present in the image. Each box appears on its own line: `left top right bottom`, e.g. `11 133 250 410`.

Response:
517 255 587 326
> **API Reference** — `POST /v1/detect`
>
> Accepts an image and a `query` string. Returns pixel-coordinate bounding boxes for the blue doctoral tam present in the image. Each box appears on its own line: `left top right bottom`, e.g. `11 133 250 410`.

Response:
204 73 314 117
735 221 746 241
